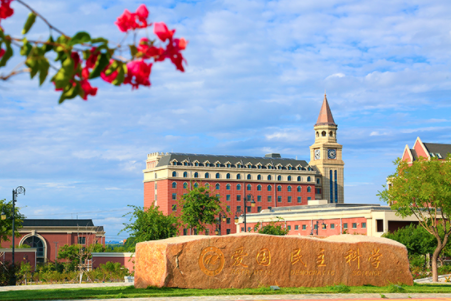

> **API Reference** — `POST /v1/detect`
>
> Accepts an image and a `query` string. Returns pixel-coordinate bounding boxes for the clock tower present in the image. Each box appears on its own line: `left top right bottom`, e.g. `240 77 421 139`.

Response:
309 94 345 203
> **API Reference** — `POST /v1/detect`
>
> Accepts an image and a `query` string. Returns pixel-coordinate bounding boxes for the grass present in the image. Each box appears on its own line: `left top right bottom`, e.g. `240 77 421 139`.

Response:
2 283 451 300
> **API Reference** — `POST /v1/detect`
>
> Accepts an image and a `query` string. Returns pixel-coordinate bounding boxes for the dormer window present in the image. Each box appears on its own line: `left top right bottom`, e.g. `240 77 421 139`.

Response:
216 163 220 167
437 153 443 159
237 164 241 168
184 162 188 166
288 166 292 170
227 164 231 168
172 161 177 166
195 162 199 166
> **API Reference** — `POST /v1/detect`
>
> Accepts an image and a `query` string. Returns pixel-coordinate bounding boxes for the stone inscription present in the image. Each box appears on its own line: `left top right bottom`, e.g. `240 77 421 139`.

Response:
198 246 225 276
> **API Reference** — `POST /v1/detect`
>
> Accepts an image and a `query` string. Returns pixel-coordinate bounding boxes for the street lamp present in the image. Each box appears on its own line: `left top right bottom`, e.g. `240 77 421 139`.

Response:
235 194 256 233
1 186 26 286
214 213 227 235
310 219 325 236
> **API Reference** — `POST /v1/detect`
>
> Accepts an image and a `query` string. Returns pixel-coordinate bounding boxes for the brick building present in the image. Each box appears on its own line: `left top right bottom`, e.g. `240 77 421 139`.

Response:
402 137 451 163
143 94 345 235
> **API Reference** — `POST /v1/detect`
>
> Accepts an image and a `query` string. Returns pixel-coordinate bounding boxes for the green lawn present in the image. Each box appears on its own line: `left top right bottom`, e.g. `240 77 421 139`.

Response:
1 283 451 301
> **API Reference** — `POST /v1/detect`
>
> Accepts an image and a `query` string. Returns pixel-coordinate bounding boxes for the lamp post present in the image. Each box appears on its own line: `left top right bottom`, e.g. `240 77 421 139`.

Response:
310 219 325 236
234 194 256 233
1 186 26 286
214 213 227 235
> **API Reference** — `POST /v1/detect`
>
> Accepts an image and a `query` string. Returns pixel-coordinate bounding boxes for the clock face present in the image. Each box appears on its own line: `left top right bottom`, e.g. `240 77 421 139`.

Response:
314 149 320 160
328 149 337 159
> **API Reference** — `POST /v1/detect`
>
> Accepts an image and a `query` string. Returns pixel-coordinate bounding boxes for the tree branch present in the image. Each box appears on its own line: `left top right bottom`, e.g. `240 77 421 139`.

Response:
0 68 30 80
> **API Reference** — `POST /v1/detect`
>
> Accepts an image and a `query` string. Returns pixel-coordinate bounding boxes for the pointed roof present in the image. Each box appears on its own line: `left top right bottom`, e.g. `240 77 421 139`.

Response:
315 94 336 126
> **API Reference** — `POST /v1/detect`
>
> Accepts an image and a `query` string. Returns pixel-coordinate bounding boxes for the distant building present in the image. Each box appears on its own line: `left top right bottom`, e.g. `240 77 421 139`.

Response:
0 219 105 263
402 137 451 163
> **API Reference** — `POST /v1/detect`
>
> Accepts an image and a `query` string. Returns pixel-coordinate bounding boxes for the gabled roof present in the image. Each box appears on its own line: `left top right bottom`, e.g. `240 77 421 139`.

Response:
315 94 336 126
423 143 451 159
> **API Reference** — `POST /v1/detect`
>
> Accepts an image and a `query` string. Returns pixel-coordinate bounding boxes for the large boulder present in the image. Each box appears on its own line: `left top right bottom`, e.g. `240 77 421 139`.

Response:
134 233 412 289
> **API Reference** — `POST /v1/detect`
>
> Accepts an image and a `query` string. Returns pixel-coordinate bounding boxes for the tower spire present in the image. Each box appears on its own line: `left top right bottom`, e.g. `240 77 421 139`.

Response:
315 93 336 126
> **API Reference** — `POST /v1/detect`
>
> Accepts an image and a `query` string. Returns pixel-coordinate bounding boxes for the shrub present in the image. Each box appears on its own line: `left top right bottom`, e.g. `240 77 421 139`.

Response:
0 261 23 286
387 284 406 293
327 284 351 293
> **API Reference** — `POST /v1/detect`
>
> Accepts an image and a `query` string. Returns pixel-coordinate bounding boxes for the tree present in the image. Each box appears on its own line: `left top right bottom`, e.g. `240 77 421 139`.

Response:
0 1 187 103
378 155 451 282
0 199 25 245
120 205 179 251
382 224 436 257
178 183 227 234
253 217 288 235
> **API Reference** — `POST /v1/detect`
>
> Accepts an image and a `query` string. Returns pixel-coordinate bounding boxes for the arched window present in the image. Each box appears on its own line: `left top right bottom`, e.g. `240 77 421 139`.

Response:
322 131 326 137
237 184 241 191
277 185 281 192
287 176 292 181
267 185 272 191
172 182 177 189
215 183 220 190
297 176 301 181
226 173 231 179
23 236 45 262
205 183 210 188
297 186 301 192
307 176 311 182
277 175 282 181
247 184 251 191
307 186 311 192
257 175 262 180
226 184 231 190
172 171 177 177
183 172 188 178
316 178 320 184
287 185 292 192
329 131 333 137
216 173 220 179
237 174 241 180
183 182 188 189
247 174 251 180
194 172 198 178
205 173 210 178
194 183 199 188
267 175 272 181
316 131 319 137
257 185 262 191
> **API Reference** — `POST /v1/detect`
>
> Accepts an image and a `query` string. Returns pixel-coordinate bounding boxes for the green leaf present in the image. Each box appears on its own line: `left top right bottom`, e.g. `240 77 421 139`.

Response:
20 39 32 56
91 37 108 44
43 36 54 53
69 31 91 46
129 45 138 58
0 36 13 68
58 82 80 104
22 13 37 35
112 62 126 86
51 56 76 89
89 53 110 79
39 59 50 86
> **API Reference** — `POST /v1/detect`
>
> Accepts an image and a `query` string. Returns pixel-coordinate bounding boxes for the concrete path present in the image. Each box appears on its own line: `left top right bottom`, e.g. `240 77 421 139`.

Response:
0 282 131 291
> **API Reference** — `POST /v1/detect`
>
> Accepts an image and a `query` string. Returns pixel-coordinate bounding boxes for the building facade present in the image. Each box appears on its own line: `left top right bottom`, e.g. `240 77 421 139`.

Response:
143 94 345 235
402 137 451 164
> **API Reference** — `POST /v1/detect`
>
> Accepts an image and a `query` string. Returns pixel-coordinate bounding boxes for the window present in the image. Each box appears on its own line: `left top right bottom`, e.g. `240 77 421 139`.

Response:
362 222 367 229
302 225 306 230
183 172 188 178
227 218 231 224
227 229 231 234
307 196 311 200
287 185 292 192
205 183 210 189
225 184 231 190
205 163 210 167
287 176 292 181
257 195 261 202
314 224 318 230
331 224 335 229
247 184 251 191
216 173 220 179
172 182 177 188
307 186 311 193
277 185 281 192
288 196 292 203
183 229 187 235
277 196 282 203
267 185 272 191
297 196 301 203
241 227 244 232
183 182 188 189
237 164 241 168
268 196 272 202
377 219 384 232
322 224 327 229
226 195 231 201
78 237 86 244
172 204 177 211
277 175 282 181
257 206 262 212
172 162 177 166
237 195 241 201
237 205 242 212
216 163 220 167
237 184 241 190
247 174 251 180
227 164 231 168
344 223 348 229
227 205 230 212
172 193 177 200
307 176 311 181
247 206 251 213
295 225 299 230
258 165 262 169
257 175 262 180
248 227 251 232
316 178 320 184
267 175 272 180
257 185 262 191
288 166 292 170
297 186 301 192
297 176 301 181
216 194 220 198
288 225 291 231
237 174 241 180
205 173 210 178
184 162 188 166
194 183 199 188
352 223 357 229
316 188 321 194
195 162 199 166
205 229 209 235
226 173 231 179
172 171 177 177
194 172 198 178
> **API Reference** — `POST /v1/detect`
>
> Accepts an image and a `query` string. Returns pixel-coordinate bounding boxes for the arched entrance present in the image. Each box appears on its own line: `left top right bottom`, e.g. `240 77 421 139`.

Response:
21 235 46 263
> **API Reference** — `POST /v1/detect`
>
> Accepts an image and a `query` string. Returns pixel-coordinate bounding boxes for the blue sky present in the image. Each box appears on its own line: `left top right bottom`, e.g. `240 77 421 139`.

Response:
1 0 451 241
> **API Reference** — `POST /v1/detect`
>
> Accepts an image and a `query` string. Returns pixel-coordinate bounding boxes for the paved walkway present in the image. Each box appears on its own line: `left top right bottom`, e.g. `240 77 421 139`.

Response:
0 282 131 291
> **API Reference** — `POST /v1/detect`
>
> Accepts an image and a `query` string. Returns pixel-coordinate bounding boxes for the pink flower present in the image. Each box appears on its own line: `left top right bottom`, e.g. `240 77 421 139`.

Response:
0 0 14 21
154 22 174 42
162 37 188 72
115 5 150 32
80 79 98 100
71 52 81 70
137 38 164 59
115 9 134 32
135 4 149 27
100 59 119 84
123 60 151 89
0 48 4 58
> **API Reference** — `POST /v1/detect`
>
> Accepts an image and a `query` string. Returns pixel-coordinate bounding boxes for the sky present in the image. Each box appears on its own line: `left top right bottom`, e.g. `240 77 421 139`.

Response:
1 0 451 242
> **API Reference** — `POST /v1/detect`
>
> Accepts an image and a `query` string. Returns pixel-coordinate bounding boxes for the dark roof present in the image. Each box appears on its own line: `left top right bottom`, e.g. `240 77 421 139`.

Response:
23 219 95 227
156 153 317 171
410 149 418 160
423 143 451 159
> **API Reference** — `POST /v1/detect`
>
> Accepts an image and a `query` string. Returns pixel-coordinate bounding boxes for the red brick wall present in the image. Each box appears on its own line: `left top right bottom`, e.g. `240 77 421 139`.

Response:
1 250 36 271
